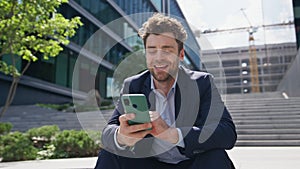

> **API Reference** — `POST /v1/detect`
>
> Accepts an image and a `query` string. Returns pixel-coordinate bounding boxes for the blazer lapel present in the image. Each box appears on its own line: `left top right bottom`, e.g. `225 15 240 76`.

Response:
175 67 200 127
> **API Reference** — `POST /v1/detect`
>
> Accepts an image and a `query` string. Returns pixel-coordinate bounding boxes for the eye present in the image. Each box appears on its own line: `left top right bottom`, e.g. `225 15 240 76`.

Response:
162 50 171 55
146 48 157 55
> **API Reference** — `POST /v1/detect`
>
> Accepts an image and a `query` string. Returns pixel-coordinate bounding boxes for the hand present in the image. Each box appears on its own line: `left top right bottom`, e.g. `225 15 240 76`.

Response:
117 113 152 147
149 111 179 144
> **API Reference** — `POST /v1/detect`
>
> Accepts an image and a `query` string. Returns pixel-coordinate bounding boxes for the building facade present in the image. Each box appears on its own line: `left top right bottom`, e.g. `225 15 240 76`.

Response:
201 42 297 94
0 0 201 105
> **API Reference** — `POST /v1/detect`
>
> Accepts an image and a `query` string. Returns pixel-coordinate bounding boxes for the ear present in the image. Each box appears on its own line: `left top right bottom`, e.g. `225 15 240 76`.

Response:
179 48 184 61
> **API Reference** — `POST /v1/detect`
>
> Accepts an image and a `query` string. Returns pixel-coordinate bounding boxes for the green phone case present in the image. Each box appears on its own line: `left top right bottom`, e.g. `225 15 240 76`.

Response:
121 94 151 125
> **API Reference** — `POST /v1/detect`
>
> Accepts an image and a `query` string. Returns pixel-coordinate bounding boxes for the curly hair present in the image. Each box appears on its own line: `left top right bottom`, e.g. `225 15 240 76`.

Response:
138 13 188 53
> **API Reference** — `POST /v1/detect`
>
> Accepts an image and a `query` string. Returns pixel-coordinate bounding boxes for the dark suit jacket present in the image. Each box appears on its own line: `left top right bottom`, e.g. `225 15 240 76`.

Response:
101 66 237 159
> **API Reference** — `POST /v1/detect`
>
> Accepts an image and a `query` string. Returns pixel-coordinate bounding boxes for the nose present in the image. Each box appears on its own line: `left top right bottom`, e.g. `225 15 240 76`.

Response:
155 49 169 59
155 50 163 58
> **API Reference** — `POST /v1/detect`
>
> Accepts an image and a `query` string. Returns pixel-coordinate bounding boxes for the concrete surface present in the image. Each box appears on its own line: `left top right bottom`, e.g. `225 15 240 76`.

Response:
0 147 300 169
0 157 98 169
228 147 300 169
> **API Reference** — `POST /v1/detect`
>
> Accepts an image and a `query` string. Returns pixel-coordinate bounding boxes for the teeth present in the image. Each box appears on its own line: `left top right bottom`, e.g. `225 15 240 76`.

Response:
155 65 167 68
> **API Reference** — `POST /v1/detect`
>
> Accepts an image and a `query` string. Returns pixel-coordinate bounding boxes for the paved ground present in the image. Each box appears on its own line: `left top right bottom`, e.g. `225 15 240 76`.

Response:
1 147 300 169
0 157 97 169
228 147 300 169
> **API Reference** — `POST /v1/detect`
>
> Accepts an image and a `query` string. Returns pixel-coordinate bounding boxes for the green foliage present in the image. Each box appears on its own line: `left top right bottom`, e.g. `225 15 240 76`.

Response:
0 125 101 161
26 125 60 159
36 144 56 160
0 61 20 77
0 0 83 118
0 131 38 162
100 100 112 106
53 130 100 158
27 125 60 141
36 103 72 111
36 101 115 112
86 130 102 147
0 0 83 76
0 122 13 135
26 125 60 149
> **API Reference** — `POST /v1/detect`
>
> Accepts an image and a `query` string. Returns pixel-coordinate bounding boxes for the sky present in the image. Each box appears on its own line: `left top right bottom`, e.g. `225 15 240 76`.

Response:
177 0 296 50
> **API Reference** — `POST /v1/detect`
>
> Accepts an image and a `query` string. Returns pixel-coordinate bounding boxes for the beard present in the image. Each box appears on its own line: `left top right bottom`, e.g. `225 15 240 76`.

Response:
148 64 179 82
149 68 172 82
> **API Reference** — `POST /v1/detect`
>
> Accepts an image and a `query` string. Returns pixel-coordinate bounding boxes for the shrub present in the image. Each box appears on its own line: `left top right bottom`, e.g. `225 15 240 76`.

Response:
36 103 72 111
53 130 100 158
27 125 60 141
0 132 37 162
36 144 56 160
26 125 60 149
86 130 102 147
0 122 13 135
100 99 112 107
0 125 102 161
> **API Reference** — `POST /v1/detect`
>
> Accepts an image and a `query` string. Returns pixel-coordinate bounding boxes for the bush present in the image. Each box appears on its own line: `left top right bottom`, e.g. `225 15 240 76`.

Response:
36 103 72 111
86 130 102 147
0 132 37 162
53 130 100 158
26 125 60 149
0 125 101 161
36 144 56 160
0 122 13 135
36 101 115 112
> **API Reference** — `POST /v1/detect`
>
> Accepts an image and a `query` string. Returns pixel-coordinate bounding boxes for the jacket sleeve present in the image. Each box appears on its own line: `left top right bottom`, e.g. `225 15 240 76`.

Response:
178 74 237 158
100 75 154 157
100 79 130 154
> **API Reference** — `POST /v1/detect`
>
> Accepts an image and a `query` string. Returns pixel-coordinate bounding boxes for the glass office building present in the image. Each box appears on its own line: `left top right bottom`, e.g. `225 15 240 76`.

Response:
202 43 297 94
0 0 201 105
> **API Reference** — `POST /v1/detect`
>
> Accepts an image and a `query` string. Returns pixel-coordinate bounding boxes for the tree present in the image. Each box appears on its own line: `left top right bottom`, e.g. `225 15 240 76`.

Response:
0 0 83 118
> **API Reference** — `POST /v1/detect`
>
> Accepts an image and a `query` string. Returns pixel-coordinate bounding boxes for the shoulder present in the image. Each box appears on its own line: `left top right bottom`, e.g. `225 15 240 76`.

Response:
177 66 215 95
179 66 213 81
178 67 218 98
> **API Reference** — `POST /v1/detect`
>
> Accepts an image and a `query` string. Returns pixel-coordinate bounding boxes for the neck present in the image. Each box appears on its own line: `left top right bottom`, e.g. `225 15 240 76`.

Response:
153 77 175 96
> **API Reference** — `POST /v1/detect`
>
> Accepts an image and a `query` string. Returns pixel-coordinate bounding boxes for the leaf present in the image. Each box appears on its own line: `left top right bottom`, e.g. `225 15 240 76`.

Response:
0 0 82 64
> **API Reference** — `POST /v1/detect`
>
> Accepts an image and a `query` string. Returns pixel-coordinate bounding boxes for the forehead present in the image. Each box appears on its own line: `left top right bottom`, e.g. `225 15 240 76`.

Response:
146 32 177 47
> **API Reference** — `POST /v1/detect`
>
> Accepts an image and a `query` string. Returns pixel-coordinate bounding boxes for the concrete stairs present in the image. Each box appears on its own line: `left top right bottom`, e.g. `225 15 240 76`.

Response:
0 105 82 132
224 92 300 146
0 105 113 132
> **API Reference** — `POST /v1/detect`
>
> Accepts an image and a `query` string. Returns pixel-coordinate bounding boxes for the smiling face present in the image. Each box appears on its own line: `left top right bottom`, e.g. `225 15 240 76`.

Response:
145 32 184 83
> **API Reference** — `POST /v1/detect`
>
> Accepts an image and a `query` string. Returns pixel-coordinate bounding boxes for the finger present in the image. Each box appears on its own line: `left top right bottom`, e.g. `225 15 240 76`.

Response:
149 111 160 121
119 113 135 124
128 123 152 133
131 129 152 138
125 113 135 120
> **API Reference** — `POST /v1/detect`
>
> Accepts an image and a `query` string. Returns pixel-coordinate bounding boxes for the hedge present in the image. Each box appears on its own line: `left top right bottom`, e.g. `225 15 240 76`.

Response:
0 123 101 162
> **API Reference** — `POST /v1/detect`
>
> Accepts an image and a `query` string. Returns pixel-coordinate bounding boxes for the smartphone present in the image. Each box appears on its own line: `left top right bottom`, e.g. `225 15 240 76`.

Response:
121 94 151 125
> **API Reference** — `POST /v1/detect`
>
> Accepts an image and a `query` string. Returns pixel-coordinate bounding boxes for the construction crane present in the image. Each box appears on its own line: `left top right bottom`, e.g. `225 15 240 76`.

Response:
199 9 293 93
240 8 260 93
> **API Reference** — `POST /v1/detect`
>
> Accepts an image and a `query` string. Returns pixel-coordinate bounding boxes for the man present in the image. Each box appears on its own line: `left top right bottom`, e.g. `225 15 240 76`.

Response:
95 13 237 169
